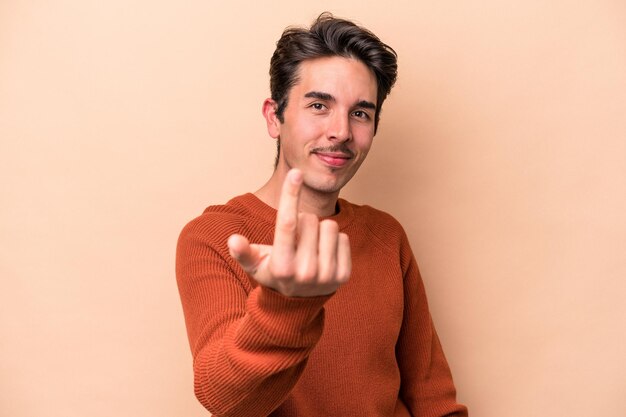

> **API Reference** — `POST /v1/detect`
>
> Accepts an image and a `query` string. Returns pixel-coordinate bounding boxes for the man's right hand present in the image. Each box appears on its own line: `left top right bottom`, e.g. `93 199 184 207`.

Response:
227 169 351 297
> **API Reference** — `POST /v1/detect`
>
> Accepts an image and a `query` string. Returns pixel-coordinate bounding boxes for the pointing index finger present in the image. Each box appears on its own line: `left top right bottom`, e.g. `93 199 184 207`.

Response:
273 169 303 257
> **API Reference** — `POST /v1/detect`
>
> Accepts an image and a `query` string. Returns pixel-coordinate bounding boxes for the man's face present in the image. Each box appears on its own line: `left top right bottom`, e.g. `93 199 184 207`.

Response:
267 56 378 196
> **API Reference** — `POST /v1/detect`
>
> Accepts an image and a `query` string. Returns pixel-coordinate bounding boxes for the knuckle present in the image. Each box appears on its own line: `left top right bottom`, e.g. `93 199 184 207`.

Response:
335 257 351 284
277 217 297 233
300 212 319 227
295 263 317 283
336 269 350 284
337 275 349 285
320 219 339 233
317 262 336 284
269 261 293 280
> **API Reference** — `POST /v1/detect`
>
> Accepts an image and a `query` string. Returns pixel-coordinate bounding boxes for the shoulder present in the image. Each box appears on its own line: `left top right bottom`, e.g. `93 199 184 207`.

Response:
340 199 409 250
342 199 404 232
181 201 245 234
341 200 417 271
178 195 255 252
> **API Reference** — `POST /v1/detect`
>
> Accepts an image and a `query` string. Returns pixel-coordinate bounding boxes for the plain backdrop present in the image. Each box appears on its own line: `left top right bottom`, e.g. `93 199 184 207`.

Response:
1 1 625 416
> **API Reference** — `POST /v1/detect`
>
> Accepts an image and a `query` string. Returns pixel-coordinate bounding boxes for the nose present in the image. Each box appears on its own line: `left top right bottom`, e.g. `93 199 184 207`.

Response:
326 111 351 142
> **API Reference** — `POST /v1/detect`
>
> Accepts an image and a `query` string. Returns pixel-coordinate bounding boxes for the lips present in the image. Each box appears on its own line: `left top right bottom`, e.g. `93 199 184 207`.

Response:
313 151 352 167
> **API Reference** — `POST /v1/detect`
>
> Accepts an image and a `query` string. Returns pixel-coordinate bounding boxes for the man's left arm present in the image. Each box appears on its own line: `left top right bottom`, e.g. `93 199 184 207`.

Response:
396 231 469 416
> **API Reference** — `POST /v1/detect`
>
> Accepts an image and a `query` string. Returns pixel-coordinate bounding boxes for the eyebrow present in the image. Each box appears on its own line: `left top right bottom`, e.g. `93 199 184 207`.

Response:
304 91 335 101
304 91 377 110
356 100 377 110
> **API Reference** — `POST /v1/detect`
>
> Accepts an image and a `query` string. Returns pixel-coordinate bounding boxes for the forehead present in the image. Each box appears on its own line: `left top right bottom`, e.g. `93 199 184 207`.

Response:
292 56 377 102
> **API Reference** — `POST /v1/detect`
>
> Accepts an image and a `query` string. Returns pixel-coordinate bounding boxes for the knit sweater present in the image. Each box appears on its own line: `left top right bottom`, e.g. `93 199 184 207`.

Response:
176 193 468 417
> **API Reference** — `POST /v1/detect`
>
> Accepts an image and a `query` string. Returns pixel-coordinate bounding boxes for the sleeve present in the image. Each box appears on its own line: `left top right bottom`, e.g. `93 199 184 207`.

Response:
176 220 331 417
396 232 469 417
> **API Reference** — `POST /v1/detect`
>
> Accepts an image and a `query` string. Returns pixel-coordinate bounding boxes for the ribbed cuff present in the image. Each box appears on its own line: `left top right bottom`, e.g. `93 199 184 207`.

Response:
246 286 332 347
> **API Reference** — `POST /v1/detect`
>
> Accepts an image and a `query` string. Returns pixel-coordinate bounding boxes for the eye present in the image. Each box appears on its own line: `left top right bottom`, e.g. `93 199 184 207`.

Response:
310 103 326 111
352 110 371 120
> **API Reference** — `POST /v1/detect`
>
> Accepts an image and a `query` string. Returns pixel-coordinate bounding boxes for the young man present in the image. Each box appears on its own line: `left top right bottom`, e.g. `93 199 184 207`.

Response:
176 13 468 417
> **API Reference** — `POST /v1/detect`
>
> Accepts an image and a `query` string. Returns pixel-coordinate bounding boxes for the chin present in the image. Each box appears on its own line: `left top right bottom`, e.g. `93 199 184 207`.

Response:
308 184 342 195
304 172 352 195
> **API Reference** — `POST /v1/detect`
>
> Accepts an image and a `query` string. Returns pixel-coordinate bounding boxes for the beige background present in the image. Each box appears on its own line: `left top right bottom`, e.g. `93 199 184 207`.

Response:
2 1 625 416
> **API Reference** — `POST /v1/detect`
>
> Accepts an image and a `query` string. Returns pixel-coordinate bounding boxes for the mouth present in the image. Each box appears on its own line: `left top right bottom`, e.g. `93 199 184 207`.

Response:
312 151 353 168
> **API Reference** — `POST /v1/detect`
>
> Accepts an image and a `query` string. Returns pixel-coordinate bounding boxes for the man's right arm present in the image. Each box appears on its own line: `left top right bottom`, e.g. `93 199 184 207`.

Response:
176 224 331 417
176 169 351 416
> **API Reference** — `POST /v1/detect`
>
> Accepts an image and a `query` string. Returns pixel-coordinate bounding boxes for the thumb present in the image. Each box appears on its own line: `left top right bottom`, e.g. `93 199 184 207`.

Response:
227 234 265 275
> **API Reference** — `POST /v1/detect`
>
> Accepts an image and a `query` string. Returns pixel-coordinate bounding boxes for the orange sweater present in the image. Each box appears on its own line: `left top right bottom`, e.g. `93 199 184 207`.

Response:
176 193 468 417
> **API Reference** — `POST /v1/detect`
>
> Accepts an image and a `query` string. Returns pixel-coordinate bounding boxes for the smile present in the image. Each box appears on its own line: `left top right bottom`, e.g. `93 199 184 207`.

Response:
313 151 353 168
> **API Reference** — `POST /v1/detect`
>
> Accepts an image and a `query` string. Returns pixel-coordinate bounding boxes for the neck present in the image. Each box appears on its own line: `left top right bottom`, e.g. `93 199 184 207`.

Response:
255 169 339 217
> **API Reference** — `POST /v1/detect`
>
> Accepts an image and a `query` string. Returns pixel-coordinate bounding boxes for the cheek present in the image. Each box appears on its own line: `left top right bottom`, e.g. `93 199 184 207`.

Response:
353 129 374 153
298 116 324 136
282 118 322 145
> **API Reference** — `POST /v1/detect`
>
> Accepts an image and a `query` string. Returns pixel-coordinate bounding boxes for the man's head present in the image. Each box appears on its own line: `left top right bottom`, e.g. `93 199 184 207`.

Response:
270 13 397 132
263 13 398 195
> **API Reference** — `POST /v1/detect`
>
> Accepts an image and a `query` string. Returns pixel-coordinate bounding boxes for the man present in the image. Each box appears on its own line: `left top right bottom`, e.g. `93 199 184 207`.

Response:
176 13 468 417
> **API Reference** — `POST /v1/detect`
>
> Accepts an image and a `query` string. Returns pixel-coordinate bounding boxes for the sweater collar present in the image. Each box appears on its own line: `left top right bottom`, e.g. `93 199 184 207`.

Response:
231 193 355 231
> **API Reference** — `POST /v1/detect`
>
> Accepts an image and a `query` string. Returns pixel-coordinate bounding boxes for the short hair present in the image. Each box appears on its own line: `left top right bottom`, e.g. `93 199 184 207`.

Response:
269 12 398 166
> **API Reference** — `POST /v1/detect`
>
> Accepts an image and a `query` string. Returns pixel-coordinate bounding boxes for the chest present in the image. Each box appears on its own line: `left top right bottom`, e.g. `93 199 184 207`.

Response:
322 238 405 353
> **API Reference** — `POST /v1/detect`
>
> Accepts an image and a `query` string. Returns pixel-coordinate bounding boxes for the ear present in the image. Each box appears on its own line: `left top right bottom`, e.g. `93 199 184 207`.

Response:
262 98 281 139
